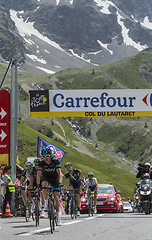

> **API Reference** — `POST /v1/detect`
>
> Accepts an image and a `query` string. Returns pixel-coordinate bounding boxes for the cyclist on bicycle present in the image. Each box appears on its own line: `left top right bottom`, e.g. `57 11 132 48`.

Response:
37 146 63 226
29 158 46 218
20 161 33 203
84 172 98 214
64 162 82 216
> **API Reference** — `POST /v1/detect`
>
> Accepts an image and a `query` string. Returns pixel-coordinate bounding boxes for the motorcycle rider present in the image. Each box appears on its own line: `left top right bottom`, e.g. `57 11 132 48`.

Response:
136 162 152 179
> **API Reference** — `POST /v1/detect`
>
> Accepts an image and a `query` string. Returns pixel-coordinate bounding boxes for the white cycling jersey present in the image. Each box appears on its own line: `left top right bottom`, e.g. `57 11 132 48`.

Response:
85 177 97 187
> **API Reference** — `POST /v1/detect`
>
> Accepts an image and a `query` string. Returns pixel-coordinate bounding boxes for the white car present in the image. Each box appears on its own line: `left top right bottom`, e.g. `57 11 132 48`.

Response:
123 201 133 213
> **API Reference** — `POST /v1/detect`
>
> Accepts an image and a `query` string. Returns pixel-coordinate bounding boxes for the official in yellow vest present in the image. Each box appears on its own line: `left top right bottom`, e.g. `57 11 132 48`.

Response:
2 166 15 218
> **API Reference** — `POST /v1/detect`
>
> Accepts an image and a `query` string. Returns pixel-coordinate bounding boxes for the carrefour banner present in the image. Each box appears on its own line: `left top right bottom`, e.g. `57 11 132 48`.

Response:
30 89 152 117
37 137 66 162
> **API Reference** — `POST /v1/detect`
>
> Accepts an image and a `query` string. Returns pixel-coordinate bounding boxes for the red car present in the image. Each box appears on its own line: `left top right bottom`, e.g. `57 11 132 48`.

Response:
80 183 121 213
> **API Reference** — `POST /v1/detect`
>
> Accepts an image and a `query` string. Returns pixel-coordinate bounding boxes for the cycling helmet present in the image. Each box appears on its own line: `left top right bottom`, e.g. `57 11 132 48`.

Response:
88 172 93 176
41 146 52 155
145 162 151 168
34 158 41 164
143 173 150 179
64 162 72 168
25 161 33 167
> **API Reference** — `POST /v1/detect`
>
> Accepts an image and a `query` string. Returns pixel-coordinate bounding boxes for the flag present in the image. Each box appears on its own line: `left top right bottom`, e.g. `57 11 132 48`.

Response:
37 137 66 162
82 176 86 188
16 156 20 164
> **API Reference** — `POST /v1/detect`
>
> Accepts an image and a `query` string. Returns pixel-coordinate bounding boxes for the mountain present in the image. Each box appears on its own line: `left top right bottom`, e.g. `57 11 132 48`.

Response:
12 51 152 165
1 0 152 73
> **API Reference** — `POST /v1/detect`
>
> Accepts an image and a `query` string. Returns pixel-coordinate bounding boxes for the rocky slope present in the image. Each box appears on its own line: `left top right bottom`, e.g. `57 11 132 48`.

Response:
1 0 152 73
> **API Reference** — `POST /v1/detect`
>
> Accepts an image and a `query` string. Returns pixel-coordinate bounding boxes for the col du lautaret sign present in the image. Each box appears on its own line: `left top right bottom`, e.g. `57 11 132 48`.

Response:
29 89 152 117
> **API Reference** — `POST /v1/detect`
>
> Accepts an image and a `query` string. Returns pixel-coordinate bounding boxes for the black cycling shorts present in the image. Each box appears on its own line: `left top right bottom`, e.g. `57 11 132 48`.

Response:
42 175 60 191
69 182 80 194
88 186 97 195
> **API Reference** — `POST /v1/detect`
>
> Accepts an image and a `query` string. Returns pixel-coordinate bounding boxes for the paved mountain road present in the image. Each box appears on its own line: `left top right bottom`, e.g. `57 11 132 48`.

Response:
0 213 152 240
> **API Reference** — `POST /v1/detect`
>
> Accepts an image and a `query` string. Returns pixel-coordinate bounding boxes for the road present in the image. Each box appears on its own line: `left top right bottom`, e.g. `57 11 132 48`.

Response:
0 213 152 240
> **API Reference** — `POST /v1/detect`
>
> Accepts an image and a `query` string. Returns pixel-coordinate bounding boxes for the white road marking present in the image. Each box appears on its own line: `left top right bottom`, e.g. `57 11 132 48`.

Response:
20 227 57 236
19 214 105 235
62 220 82 225
84 216 96 220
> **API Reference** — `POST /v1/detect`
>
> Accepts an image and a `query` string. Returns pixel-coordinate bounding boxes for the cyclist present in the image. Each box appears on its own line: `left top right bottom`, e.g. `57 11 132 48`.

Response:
84 172 98 214
37 146 63 226
64 162 82 216
20 161 33 203
29 158 46 218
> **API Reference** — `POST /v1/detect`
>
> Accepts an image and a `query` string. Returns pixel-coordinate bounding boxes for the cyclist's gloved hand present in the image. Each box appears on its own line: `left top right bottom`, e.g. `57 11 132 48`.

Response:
59 183 63 190
30 192 34 198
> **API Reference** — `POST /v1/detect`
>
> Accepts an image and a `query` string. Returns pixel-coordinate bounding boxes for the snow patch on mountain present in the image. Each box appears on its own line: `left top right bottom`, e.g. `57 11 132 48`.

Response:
69 49 97 65
26 54 46 64
117 11 148 51
36 66 55 74
94 0 116 14
97 40 113 55
141 16 152 30
10 10 65 52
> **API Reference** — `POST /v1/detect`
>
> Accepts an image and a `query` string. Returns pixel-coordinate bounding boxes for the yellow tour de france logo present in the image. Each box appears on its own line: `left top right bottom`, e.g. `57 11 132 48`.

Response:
42 96 47 102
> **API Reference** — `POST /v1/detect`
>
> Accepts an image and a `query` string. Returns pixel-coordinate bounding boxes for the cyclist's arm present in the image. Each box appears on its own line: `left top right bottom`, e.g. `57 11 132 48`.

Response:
20 175 25 186
37 170 42 185
64 178 68 189
78 169 82 179
29 176 34 189
94 184 98 191
56 168 63 184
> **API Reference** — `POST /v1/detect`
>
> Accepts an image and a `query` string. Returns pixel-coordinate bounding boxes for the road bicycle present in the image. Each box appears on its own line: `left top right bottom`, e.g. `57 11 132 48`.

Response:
68 189 79 219
14 187 26 217
25 188 40 227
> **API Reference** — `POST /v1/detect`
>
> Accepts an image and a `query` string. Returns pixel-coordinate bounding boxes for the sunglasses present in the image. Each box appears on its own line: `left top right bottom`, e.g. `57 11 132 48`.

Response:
65 165 71 168
42 155 51 158
26 165 32 168
88 175 93 177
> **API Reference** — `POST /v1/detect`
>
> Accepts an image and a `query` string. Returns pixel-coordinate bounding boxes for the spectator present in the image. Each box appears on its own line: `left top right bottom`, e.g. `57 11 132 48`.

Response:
0 166 5 216
2 166 16 218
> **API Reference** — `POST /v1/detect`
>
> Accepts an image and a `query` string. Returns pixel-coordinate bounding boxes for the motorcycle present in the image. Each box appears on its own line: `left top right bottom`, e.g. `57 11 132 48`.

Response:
138 179 152 214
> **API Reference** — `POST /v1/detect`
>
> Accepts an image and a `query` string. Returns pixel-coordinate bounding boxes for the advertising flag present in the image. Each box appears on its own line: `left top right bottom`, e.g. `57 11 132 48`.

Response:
37 137 66 162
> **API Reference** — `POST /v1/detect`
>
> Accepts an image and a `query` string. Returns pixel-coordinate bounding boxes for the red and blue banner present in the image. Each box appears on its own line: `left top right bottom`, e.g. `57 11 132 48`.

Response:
37 137 66 162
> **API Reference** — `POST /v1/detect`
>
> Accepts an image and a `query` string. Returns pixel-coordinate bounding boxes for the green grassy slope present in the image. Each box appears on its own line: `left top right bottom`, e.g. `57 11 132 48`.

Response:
17 122 136 199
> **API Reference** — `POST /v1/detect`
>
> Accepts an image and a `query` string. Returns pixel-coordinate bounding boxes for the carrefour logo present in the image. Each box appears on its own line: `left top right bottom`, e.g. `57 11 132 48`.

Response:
142 93 152 107
52 92 136 109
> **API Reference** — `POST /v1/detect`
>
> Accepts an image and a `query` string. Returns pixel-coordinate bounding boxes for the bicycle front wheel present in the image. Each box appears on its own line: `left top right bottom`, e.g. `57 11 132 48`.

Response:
48 199 55 233
70 198 74 219
25 206 31 222
91 197 94 216
35 198 40 227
